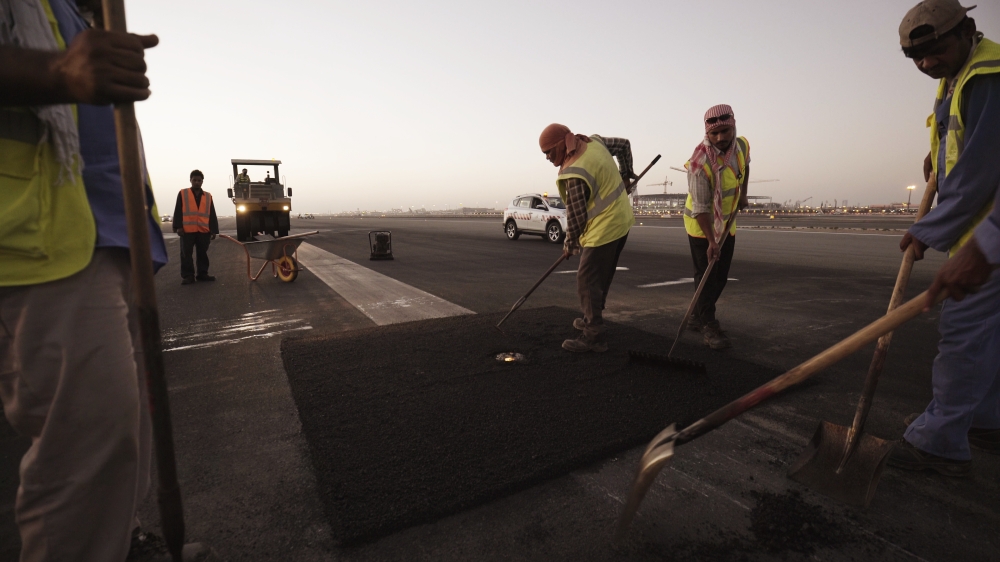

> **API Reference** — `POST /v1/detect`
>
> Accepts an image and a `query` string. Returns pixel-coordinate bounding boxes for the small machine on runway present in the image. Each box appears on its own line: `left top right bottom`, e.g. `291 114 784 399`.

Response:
369 230 394 260
220 231 318 282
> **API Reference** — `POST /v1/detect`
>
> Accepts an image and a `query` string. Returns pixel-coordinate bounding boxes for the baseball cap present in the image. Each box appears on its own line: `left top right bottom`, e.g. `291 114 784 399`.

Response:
899 0 976 48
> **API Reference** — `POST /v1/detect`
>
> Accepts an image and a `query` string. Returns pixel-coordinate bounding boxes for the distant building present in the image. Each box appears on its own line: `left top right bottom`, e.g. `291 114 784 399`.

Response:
633 193 686 212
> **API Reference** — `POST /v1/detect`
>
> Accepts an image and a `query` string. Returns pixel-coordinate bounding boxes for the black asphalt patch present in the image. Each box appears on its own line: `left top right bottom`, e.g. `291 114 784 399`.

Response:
281 306 784 545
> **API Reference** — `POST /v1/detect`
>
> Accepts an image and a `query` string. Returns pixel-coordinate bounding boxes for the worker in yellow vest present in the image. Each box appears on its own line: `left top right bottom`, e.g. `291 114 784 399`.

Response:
539 123 637 353
683 105 750 350
172 169 219 284
889 0 1000 476
237 168 251 183
0 2 175 559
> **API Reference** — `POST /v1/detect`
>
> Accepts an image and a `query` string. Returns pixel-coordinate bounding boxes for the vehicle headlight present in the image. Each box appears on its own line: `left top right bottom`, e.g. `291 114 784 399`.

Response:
237 205 246 212
283 205 289 211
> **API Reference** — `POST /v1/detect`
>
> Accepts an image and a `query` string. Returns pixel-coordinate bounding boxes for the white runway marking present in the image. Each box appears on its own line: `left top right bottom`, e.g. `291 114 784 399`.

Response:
556 267 629 274
638 277 694 288
164 309 312 352
296 243 473 325
638 277 738 288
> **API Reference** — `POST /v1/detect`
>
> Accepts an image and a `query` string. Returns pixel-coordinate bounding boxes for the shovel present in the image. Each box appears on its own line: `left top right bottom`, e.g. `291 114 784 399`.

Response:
615 288 946 541
786 176 938 506
495 154 662 332
102 2 194 560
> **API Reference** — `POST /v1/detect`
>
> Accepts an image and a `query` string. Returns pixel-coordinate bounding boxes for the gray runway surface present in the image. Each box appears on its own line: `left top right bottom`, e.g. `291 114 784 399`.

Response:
2 215 997 561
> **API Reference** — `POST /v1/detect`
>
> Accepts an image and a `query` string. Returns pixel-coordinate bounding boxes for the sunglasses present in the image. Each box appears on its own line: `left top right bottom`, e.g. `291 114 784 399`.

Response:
705 114 732 125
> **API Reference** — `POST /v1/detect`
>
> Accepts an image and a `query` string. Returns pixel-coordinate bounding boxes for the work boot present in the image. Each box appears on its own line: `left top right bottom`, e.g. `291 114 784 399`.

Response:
903 413 1000 454
573 318 587 331
195 274 216 282
687 316 705 333
562 328 608 353
181 277 195 285
127 528 220 562
702 321 731 350
886 440 971 477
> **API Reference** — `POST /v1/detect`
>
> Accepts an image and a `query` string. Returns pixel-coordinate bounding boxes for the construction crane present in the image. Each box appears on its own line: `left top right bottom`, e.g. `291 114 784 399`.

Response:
645 175 673 194
795 196 813 208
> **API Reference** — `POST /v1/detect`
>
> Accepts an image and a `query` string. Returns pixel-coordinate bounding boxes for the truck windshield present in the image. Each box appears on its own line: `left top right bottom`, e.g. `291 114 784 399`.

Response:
544 197 565 209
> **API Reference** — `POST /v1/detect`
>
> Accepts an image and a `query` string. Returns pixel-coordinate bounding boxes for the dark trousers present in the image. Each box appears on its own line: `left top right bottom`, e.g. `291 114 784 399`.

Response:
179 232 211 279
688 234 736 323
577 234 628 330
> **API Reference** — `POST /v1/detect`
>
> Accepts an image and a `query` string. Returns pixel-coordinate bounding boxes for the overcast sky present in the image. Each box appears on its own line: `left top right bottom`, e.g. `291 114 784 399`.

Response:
128 0 999 213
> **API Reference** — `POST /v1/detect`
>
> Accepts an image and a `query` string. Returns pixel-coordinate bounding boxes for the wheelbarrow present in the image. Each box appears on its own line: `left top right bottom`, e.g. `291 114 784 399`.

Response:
220 231 319 282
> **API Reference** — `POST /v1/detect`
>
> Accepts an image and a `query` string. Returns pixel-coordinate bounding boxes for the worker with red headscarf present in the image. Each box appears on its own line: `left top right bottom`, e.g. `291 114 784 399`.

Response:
683 104 750 350
538 124 637 352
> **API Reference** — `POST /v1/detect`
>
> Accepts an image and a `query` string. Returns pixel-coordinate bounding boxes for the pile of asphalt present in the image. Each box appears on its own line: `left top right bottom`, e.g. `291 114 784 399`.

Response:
280 306 781 545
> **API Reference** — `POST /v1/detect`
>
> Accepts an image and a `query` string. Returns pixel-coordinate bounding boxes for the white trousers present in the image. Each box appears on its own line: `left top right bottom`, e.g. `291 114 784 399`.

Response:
0 249 151 562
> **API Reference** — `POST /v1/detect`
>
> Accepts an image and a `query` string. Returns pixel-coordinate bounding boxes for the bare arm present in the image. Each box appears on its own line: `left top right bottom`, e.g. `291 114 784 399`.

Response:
0 29 157 107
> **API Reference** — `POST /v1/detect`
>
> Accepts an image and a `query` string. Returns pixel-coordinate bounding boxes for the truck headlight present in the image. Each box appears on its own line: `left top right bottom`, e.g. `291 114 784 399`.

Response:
283 205 289 211
237 205 246 212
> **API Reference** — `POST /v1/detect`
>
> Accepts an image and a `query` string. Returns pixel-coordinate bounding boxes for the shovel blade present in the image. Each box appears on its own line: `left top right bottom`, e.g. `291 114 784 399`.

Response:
787 421 895 507
615 424 677 542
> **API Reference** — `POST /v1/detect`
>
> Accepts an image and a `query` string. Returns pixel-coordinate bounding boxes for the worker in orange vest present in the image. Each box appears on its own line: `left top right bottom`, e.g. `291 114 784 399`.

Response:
172 169 219 284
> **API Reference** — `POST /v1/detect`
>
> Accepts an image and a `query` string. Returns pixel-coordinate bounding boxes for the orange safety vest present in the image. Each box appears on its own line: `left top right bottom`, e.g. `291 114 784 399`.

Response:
181 188 212 233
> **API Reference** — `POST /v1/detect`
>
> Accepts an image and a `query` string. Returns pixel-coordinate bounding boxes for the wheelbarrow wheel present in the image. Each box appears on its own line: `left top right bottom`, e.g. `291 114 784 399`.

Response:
277 255 298 282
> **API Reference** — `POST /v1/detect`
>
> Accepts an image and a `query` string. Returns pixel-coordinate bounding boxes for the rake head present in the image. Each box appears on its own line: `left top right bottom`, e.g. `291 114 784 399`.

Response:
628 350 706 375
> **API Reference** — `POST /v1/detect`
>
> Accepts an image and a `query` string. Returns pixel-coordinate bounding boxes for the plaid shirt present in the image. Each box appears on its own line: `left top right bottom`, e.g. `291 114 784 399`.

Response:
564 136 634 249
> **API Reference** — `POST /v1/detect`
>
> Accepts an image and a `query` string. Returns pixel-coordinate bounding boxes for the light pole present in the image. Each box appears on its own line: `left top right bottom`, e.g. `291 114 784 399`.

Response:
907 185 916 211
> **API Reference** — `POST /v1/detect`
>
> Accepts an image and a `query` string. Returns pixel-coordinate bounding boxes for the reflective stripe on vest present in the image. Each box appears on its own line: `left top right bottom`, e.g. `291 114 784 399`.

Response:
928 36 1000 255
683 137 748 239
181 189 212 233
555 136 634 247
559 166 628 220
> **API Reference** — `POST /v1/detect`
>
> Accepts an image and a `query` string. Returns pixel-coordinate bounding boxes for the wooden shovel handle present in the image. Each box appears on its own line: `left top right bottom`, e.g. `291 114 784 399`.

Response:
843 176 939 454
496 254 567 328
671 289 946 447
102 1 186 560
667 184 741 357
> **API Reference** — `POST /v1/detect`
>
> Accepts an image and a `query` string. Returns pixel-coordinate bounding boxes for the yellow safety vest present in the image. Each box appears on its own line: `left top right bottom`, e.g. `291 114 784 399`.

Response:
556 135 635 247
683 137 749 239
0 0 160 286
237 173 250 183
928 35 1000 255
0 0 95 287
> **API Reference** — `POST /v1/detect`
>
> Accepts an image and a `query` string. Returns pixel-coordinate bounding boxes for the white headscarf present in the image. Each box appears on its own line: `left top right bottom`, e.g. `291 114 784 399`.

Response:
0 0 82 183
